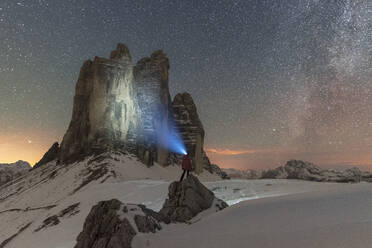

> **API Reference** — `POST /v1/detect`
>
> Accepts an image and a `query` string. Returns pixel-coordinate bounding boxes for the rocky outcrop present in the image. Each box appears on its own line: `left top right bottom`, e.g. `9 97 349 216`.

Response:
0 161 31 187
60 43 140 164
261 160 372 183
33 142 60 168
159 175 228 222
74 199 167 248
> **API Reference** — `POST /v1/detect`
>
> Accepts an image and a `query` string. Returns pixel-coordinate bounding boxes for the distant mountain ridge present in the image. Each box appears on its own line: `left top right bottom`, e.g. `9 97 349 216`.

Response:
0 160 31 187
223 160 372 183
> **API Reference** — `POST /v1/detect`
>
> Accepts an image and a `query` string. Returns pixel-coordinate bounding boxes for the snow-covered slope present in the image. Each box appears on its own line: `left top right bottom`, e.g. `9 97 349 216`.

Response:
0 160 31 187
0 152 361 248
133 183 372 248
0 152 221 248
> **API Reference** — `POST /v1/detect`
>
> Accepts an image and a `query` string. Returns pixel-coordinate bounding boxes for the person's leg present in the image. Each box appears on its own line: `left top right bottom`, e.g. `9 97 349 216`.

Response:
186 170 190 177
180 170 186 181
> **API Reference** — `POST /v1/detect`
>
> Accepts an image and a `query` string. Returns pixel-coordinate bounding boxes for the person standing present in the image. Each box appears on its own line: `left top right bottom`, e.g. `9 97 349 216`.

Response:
180 154 192 181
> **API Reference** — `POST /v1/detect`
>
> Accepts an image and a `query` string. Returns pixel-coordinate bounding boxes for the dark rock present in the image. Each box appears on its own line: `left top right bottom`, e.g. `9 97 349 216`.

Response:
134 214 161 233
159 175 228 222
34 215 60 232
214 198 229 210
33 142 60 169
74 199 166 248
59 203 80 217
137 204 170 224
75 199 136 248
73 162 109 193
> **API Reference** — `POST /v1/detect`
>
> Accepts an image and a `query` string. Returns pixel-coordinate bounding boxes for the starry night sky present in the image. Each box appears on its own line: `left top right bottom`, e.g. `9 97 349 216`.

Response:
1 0 371 170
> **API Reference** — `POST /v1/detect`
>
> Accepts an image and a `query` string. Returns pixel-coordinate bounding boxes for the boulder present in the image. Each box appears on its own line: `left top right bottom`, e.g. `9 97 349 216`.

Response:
159 175 228 222
74 199 166 248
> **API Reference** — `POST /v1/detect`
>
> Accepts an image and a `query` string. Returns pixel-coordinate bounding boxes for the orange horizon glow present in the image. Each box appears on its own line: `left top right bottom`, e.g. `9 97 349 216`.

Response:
205 148 276 155
2 139 372 171
0 131 61 166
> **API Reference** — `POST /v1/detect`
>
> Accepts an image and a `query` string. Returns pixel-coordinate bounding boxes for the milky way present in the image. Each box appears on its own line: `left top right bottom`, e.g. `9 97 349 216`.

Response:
0 0 371 169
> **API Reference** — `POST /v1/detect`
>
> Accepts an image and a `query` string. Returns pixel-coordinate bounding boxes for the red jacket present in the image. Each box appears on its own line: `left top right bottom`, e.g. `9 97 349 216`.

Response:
182 155 192 171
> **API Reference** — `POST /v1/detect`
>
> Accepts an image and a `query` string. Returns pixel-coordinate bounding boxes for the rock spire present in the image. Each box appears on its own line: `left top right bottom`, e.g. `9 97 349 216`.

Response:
60 43 139 163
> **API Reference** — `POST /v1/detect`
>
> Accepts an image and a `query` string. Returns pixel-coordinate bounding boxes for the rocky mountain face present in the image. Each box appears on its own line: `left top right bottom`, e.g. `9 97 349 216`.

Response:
223 160 372 183
0 160 31 187
34 43 222 176
134 50 172 167
60 44 140 164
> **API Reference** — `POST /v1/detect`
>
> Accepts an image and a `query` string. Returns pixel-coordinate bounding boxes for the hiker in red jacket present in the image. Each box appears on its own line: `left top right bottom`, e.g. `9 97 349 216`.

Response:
180 154 192 181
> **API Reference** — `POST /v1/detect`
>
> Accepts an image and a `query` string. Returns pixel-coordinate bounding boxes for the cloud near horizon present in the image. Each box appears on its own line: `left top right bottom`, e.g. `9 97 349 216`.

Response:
205 148 274 156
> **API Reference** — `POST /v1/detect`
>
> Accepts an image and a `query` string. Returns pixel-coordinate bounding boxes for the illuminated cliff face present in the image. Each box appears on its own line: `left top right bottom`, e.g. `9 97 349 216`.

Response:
60 44 141 163
59 44 173 165
134 50 172 166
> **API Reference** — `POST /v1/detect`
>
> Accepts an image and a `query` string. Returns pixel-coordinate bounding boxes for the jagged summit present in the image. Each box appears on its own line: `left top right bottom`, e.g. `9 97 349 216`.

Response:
109 43 132 62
